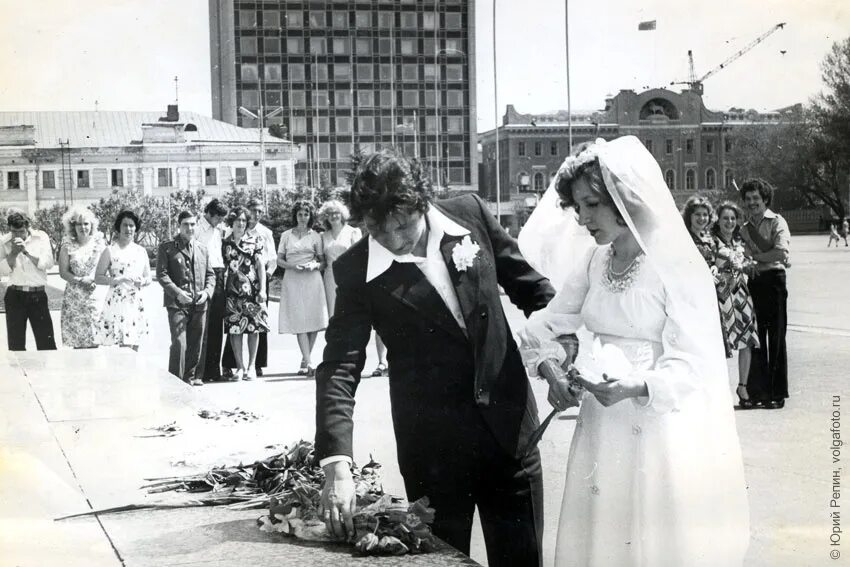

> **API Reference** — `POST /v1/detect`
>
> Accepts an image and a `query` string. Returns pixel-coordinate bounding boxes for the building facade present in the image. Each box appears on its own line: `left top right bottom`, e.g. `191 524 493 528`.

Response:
479 88 795 234
0 107 296 214
209 0 478 191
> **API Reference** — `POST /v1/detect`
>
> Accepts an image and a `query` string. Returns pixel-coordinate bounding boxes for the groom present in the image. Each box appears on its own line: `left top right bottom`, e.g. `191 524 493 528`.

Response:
316 151 554 566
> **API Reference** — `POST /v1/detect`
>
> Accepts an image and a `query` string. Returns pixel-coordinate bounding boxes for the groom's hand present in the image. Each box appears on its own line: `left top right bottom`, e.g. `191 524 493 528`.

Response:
539 359 579 411
320 461 356 540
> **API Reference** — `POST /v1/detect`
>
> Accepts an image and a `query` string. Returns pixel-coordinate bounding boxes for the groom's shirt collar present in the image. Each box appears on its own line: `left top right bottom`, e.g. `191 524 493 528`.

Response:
365 205 469 282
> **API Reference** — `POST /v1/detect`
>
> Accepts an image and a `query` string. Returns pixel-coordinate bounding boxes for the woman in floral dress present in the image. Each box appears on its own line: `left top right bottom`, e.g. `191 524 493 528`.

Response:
222 206 269 380
712 201 760 408
58 206 106 348
95 210 151 350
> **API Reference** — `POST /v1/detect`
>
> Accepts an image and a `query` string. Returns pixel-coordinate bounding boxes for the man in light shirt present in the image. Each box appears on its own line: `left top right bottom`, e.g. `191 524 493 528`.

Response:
315 151 555 566
196 199 228 381
0 211 57 350
740 178 791 410
222 197 276 377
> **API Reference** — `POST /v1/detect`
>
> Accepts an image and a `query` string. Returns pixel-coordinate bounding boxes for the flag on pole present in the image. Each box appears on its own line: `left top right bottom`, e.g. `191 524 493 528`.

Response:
638 20 657 31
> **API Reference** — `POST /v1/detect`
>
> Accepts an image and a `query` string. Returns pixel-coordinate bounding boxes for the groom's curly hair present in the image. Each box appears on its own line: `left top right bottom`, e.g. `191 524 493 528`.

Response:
349 150 434 225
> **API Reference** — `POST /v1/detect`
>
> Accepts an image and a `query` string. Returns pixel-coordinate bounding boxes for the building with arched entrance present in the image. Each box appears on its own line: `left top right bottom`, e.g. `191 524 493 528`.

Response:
478 87 798 234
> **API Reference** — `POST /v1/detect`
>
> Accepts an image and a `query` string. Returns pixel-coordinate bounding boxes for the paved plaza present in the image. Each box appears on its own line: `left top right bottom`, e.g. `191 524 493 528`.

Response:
1 234 849 566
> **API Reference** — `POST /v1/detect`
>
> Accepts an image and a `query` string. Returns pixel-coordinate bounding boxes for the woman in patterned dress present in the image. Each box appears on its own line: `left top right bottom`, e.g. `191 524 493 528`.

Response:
712 202 760 408
222 206 269 381
682 196 732 357
58 206 106 348
94 210 151 350
277 200 328 375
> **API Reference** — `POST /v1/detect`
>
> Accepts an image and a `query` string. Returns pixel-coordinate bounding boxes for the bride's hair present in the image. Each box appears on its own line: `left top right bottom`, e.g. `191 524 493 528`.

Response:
554 141 622 223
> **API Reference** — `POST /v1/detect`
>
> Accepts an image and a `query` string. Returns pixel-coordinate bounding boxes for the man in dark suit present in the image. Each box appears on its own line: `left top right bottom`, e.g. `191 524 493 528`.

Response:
157 210 216 386
316 151 555 567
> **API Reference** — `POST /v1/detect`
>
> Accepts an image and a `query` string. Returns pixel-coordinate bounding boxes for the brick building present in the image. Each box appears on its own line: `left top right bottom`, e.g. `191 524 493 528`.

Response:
479 87 795 234
209 0 478 191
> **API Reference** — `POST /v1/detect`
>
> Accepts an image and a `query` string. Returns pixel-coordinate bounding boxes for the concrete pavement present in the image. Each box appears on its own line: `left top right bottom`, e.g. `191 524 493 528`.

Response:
1 234 848 566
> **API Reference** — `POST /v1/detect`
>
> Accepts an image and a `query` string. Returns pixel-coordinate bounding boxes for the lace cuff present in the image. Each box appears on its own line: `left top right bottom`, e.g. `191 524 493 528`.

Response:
520 341 567 377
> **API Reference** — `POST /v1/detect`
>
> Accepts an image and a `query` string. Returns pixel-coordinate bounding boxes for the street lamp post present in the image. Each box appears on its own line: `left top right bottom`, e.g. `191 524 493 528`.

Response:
493 0 501 223
239 101 283 211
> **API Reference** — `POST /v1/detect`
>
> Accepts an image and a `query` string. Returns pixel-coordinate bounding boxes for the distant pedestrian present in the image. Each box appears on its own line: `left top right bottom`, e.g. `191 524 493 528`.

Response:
277 200 328 375
0 210 57 351
840 218 850 247
828 223 841 247
96 210 151 350
222 197 275 377
196 199 228 381
740 179 791 410
222 206 270 380
58 206 105 349
156 211 216 385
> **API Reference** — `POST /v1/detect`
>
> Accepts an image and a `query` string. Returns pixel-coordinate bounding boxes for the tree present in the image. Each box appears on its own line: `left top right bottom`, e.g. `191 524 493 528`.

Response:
731 112 848 220
32 203 68 256
809 36 850 218
812 37 850 170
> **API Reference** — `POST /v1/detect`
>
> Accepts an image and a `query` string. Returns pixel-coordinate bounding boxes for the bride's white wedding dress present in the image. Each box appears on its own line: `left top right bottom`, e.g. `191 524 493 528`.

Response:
524 245 749 566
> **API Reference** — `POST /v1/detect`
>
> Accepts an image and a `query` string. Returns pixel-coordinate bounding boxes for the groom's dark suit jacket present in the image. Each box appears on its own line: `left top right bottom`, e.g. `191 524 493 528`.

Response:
315 195 554 475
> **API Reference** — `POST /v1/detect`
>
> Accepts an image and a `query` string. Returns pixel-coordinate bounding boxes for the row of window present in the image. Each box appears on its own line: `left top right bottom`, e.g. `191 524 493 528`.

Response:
644 137 734 155
300 140 468 161
664 168 734 190
514 137 734 158
238 9 464 31
242 87 466 110
239 36 466 58
285 115 466 136
1 167 284 191
515 167 735 193
516 141 559 157
240 62 464 84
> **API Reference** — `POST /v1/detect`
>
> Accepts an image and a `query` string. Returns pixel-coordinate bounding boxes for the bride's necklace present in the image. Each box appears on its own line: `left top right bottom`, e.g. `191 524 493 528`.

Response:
602 246 644 293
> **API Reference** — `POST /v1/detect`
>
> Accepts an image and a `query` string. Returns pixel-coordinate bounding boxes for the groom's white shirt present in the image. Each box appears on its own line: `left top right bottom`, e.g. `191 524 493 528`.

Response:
320 205 470 468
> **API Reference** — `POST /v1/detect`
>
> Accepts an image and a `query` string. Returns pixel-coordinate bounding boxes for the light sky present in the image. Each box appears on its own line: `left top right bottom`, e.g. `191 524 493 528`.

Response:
1 0 848 133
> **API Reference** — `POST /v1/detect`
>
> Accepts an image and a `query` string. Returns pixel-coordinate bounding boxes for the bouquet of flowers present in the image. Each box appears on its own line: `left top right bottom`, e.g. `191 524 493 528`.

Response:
255 447 438 556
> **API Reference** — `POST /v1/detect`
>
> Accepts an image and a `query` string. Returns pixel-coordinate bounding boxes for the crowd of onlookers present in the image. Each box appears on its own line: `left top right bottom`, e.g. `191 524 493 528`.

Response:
0 176 795 404
683 179 791 409
0 198 388 386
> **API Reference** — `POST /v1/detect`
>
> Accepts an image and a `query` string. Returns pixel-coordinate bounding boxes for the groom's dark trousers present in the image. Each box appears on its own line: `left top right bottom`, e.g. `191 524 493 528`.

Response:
315 195 554 567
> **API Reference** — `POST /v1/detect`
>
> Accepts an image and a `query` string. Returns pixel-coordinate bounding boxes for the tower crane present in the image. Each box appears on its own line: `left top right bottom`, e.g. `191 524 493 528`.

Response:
671 22 786 95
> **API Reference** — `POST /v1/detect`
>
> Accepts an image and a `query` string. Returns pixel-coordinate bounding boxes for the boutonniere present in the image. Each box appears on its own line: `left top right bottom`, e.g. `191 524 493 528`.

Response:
451 235 480 272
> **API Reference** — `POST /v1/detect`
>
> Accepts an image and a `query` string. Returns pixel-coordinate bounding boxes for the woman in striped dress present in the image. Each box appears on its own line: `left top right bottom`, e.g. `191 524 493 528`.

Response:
712 202 760 408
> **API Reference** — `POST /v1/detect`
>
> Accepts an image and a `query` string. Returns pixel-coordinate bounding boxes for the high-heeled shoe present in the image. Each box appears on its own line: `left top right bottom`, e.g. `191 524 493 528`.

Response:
737 384 755 409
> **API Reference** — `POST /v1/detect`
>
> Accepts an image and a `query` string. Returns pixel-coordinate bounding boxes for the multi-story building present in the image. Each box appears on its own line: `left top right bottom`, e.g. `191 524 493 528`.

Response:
209 0 478 191
478 87 797 234
0 106 296 214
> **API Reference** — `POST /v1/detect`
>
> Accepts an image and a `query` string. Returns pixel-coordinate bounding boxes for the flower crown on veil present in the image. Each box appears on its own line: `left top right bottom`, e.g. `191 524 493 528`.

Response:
555 138 607 186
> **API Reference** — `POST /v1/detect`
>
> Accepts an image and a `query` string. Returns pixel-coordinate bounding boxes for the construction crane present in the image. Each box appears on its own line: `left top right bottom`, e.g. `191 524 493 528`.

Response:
671 22 786 95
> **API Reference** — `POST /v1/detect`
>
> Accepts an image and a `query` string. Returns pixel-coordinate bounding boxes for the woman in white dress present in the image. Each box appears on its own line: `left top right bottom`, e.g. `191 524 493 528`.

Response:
95 210 151 350
317 200 388 376
519 136 749 566
277 200 328 375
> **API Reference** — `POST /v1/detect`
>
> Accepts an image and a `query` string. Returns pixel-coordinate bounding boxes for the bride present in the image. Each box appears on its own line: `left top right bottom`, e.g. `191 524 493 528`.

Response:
518 136 749 566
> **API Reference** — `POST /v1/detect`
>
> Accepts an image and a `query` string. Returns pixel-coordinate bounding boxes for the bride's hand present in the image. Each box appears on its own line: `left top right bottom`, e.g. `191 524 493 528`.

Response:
577 373 648 407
